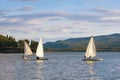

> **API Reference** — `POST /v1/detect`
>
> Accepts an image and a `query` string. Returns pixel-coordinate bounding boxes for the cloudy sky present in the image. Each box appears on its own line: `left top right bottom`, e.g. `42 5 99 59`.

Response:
0 0 120 42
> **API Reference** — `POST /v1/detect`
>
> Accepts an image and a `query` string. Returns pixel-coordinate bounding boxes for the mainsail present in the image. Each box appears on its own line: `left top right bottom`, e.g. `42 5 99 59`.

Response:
36 38 44 58
85 36 96 58
24 41 33 56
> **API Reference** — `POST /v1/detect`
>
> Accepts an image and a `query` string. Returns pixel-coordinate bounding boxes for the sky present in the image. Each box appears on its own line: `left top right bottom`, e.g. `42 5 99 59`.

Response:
0 0 120 42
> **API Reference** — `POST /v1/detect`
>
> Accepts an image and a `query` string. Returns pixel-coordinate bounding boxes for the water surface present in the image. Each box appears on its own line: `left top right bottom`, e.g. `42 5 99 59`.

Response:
0 52 120 80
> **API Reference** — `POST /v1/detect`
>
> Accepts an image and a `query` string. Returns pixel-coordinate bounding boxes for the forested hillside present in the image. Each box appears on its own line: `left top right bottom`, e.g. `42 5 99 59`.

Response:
44 33 120 52
0 34 38 53
1 33 120 53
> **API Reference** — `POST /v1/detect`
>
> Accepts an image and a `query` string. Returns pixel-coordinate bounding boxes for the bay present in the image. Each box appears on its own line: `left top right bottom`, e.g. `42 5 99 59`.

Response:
0 52 120 80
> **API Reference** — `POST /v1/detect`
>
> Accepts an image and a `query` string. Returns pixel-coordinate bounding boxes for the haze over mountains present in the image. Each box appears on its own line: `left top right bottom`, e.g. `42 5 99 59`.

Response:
44 33 120 52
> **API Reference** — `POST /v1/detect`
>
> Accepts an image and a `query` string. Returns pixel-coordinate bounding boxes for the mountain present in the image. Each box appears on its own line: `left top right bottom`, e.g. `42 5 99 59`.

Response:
44 33 120 52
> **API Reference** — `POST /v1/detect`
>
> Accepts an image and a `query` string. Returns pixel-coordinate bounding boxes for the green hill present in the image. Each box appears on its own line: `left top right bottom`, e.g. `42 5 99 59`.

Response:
44 33 120 52
1 33 120 53
0 34 38 53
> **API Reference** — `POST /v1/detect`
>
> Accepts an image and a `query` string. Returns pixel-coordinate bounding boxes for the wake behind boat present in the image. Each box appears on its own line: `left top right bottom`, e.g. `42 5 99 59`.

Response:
35 38 48 60
82 36 103 61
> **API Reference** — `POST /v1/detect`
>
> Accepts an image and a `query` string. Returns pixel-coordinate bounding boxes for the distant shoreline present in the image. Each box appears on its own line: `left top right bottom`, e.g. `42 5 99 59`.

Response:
1 33 120 53
0 48 120 53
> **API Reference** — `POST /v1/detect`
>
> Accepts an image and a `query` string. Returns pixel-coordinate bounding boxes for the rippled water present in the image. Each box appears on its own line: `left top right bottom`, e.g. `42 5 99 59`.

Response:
0 52 120 80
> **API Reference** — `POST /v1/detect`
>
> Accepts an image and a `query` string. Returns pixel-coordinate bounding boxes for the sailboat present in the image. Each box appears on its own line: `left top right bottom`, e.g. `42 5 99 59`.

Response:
22 41 33 60
36 38 48 60
82 36 103 61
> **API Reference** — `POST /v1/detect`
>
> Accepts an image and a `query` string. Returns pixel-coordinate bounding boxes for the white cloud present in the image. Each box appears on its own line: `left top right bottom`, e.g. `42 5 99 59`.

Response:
17 6 34 12
25 18 41 24
100 16 120 21
0 6 35 16
1 9 120 42
88 7 120 15
0 18 7 22
7 18 23 23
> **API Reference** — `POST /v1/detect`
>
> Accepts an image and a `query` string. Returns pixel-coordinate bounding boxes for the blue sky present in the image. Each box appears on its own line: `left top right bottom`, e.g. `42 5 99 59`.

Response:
0 0 120 42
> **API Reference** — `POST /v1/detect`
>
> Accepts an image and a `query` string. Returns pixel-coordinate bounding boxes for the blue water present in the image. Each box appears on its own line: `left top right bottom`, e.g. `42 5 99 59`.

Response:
0 52 120 80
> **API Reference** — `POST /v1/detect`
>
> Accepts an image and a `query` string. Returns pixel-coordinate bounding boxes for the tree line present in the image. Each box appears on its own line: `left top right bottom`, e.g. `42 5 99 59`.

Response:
1 34 120 53
0 34 38 53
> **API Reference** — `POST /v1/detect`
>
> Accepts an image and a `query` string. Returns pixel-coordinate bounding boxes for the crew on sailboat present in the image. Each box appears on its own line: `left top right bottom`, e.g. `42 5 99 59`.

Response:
36 56 40 60
22 55 27 60
89 56 92 59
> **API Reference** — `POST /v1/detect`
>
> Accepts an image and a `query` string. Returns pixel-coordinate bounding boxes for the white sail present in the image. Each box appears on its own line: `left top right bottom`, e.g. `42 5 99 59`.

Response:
24 41 33 56
85 36 96 58
36 38 44 58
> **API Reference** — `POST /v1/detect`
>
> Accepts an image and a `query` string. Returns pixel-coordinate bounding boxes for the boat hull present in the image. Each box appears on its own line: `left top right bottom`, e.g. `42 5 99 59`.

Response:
82 58 103 61
36 57 48 60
